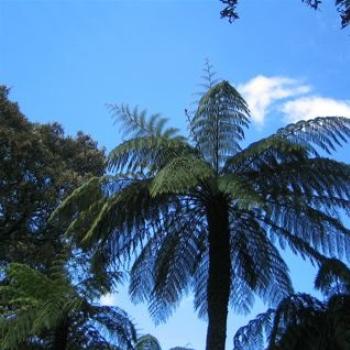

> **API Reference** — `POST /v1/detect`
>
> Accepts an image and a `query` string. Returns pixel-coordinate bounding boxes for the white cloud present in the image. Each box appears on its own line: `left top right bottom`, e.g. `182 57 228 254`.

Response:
100 293 117 306
281 96 350 122
238 75 311 124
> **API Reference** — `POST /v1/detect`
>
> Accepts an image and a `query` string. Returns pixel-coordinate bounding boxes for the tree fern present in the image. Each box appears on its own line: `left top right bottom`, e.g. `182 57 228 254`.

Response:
233 260 350 350
52 75 350 350
0 261 136 350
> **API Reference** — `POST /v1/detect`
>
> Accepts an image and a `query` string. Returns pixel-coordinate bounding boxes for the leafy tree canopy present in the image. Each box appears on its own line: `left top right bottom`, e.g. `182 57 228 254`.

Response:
0 86 105 268
220 0 350 28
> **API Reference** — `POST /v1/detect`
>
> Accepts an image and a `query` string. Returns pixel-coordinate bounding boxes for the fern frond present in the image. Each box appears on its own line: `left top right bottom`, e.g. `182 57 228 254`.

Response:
233 309 275 350
108 104 180 139
219 174 264 209
224 135 309 173
129 204 206 323
150 156 214 196
315 258 350 295
0 262 136 349
233 294 325 350
277 117 350 155
135 334 162 350
149 219 205 322
191 80 250 171
108 135 192 174
87 305 137 349
49 176 106 227
231 213 293 307
200 59 219 90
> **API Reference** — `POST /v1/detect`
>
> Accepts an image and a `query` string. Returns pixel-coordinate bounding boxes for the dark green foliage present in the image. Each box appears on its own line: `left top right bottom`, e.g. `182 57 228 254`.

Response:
315 258 350 294
220 0 350 28
220 0 239 22
233 293 327 350
53 73 350 350
235 296 350 350
135 334 162 350
233 259 350 350
0 261 136 350
134 334 195 350
0 87 136 349
0 86 105 269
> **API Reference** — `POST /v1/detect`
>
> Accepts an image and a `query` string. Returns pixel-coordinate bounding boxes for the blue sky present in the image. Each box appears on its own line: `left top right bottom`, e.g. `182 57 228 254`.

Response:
1 1 350 349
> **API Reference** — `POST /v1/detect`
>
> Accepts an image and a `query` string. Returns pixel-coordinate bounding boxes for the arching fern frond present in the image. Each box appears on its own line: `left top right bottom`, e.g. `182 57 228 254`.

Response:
85 304 136 350
0 262 137 350
129 205 206 323
108 104 180 139
224 135 309 174
149 219 206 323
276 117 350 155
230 213 293 308
219 174 265 209
108 136 193 174
0 263 77 349
315 258 350 295
233 308 275 350
233 294 325 350
150 156 214 196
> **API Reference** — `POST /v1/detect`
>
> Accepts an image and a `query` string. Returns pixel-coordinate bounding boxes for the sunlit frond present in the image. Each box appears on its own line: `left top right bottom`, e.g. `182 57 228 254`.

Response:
191 81 250 172
150 156 214 196
0 262 136 350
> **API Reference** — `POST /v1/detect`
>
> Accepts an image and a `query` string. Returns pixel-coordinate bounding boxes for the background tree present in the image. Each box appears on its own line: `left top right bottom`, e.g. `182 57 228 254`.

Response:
0 85 105 269
135 334 195 350
53 74 350 350
233 258 350 350
219 0 350 28
135 334 162 350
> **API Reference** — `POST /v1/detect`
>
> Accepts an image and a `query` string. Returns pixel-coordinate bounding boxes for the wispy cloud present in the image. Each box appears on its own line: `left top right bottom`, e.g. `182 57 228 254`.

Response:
281 96 350 122
238 75 310 124
237 75 350 125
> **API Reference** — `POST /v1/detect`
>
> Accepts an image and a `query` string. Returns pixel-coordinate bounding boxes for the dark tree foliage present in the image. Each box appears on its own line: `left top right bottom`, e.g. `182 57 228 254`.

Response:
220 0 350 28
134 334 195 350
0 88 137 349
220 0 239 22
0 86 105 268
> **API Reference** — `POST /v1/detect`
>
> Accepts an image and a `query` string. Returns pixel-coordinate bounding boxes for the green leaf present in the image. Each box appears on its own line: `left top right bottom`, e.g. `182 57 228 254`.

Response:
150 156 214 196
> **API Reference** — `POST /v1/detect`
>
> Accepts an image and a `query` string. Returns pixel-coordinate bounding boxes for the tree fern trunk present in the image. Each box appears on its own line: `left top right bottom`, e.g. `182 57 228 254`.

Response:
205 198 231 350
53 317 69 350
